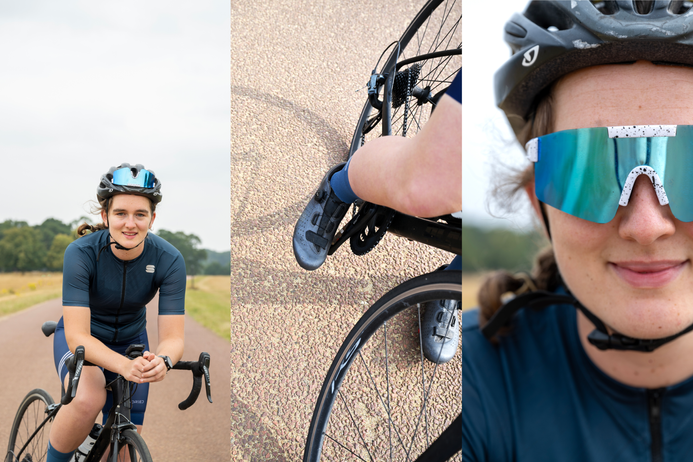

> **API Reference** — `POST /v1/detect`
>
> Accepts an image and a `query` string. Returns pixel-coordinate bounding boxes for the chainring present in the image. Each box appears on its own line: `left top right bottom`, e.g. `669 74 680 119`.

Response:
349 203 396 256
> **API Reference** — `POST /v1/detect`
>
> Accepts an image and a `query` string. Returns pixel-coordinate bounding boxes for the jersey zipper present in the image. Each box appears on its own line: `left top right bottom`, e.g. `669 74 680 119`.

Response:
112 261 128 343
648 388 664 462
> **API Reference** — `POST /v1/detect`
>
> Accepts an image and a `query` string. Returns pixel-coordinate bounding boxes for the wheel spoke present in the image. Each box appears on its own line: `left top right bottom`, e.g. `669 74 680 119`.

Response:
334 389 375 460
323 432 370 461
356 348 409 456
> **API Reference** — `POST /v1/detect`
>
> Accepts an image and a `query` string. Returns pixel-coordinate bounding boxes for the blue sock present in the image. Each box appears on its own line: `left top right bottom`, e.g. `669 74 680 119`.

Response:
46 441 75 462
446 255 461 271
330 159 360 204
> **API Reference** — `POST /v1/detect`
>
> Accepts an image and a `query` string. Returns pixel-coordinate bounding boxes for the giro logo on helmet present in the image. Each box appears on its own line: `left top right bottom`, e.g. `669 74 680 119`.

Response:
522 45 539 67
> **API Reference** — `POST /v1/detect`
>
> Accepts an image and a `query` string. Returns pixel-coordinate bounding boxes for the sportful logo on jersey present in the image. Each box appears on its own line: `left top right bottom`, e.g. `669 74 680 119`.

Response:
145 265 155 273
522 45 540 67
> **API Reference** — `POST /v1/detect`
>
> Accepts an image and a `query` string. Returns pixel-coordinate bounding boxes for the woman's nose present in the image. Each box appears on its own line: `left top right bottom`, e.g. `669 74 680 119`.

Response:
617 174 675 245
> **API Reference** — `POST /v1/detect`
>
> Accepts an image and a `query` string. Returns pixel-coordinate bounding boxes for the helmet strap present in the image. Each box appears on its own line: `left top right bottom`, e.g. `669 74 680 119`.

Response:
482 288 693 352
96 216 146 262
539 200 552 240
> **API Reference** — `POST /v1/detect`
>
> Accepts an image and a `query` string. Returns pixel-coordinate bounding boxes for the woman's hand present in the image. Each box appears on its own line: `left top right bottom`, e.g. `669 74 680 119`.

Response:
119 356 156 384
140 351 168 383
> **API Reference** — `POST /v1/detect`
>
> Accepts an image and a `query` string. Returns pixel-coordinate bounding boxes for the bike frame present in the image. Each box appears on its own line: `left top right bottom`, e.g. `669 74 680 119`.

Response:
82 376 138 462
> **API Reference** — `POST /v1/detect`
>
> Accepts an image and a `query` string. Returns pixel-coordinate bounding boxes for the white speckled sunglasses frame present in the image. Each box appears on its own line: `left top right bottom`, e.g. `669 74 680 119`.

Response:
525 124 676 210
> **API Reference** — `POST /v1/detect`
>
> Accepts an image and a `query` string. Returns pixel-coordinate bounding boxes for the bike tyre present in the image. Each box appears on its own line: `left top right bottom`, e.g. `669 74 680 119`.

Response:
111 429 152 462
303 270 462 461
5 388 55 462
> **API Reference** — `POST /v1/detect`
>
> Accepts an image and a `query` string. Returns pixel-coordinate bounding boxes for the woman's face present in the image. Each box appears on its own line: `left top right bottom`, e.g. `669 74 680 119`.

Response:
101 194 156 250
533 61 693 340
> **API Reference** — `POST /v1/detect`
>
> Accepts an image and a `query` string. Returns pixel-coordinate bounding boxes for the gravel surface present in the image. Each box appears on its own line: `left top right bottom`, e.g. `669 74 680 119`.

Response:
230 1 461 459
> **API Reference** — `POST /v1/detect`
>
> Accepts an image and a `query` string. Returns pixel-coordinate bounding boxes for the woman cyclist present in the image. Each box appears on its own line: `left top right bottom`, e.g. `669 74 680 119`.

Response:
463 1 693 460
47 164 186 462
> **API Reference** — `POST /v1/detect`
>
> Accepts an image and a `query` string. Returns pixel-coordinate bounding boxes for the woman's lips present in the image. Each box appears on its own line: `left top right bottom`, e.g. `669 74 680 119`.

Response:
610 260 687 288
121 232 138 240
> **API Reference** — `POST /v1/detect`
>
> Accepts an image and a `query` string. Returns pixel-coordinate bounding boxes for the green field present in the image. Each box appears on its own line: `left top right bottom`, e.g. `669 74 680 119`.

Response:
0 272 63 318
185 276 230 340
462 273 485 311
0 273 230 340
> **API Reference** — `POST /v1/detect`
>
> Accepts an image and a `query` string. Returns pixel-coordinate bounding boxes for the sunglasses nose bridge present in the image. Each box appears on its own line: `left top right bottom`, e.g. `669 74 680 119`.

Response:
618 166 669 207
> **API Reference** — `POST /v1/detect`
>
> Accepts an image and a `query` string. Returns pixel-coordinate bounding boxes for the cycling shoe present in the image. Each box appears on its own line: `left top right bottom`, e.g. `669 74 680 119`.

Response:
421 299 460 364
293 162 349 271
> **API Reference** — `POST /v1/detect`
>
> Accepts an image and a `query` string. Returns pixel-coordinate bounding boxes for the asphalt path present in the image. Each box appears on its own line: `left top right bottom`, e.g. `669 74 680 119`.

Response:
230 1 461 459
0 297 229 461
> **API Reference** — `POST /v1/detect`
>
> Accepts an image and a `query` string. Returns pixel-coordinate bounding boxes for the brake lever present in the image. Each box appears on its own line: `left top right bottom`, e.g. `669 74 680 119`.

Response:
62 345 85 405
200 352 212 404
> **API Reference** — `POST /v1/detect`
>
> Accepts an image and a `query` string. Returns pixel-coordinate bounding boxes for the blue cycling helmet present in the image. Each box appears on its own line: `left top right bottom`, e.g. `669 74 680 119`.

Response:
97 163 162 204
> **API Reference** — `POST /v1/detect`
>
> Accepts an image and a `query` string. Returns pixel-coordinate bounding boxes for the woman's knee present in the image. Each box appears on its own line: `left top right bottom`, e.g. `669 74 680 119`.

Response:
63 366 106 414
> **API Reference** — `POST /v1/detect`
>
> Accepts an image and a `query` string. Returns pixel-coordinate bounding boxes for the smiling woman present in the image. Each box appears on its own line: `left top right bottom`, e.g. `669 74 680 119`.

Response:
46 163 187 462
463 1 693 461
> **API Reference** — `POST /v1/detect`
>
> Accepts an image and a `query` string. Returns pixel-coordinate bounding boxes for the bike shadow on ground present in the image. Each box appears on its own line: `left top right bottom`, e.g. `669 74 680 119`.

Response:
231 85 350 241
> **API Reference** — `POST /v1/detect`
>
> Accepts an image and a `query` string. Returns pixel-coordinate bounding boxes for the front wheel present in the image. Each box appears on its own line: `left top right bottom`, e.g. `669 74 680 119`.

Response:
304 270 462 461
6 388 56 462
110 430 152 462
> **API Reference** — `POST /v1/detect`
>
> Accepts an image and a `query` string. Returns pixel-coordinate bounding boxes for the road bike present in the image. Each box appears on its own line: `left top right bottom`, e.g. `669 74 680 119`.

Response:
303 0 461 460
5 321 212 462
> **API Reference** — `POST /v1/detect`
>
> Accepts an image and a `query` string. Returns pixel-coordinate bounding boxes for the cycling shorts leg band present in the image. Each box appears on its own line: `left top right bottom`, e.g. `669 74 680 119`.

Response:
330 158 360 204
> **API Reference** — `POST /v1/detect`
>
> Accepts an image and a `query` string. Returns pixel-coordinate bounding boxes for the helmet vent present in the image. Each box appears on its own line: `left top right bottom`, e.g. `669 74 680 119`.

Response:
669 1 693 14
633 0 655 14
525 2 574 31
590 1 619 15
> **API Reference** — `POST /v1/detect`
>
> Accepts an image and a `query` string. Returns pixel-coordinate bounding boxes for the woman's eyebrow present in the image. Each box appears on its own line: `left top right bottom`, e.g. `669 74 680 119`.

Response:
112 208 150 214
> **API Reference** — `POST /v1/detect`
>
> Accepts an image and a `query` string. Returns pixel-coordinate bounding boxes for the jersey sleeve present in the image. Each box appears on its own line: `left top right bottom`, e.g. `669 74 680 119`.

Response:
62 243 92 307
157 252 186 315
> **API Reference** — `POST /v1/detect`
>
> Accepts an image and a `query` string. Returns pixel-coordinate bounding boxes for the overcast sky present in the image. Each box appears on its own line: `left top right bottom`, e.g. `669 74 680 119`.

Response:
0 1 230 251
463 0 536 231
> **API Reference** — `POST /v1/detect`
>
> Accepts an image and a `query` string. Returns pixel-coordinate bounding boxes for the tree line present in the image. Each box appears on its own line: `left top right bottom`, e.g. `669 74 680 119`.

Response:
0 218 229 276
462 224 547 273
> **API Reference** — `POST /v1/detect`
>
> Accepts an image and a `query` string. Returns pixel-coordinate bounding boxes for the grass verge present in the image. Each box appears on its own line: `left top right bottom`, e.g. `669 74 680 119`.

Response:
0 272 63 318
185 275 230 340
0 273 230 341
462 273 485 311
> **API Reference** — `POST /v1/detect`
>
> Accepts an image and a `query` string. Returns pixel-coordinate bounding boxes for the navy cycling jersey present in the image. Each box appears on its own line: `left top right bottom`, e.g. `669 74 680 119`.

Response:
62 230 186 343
463 290 693 462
